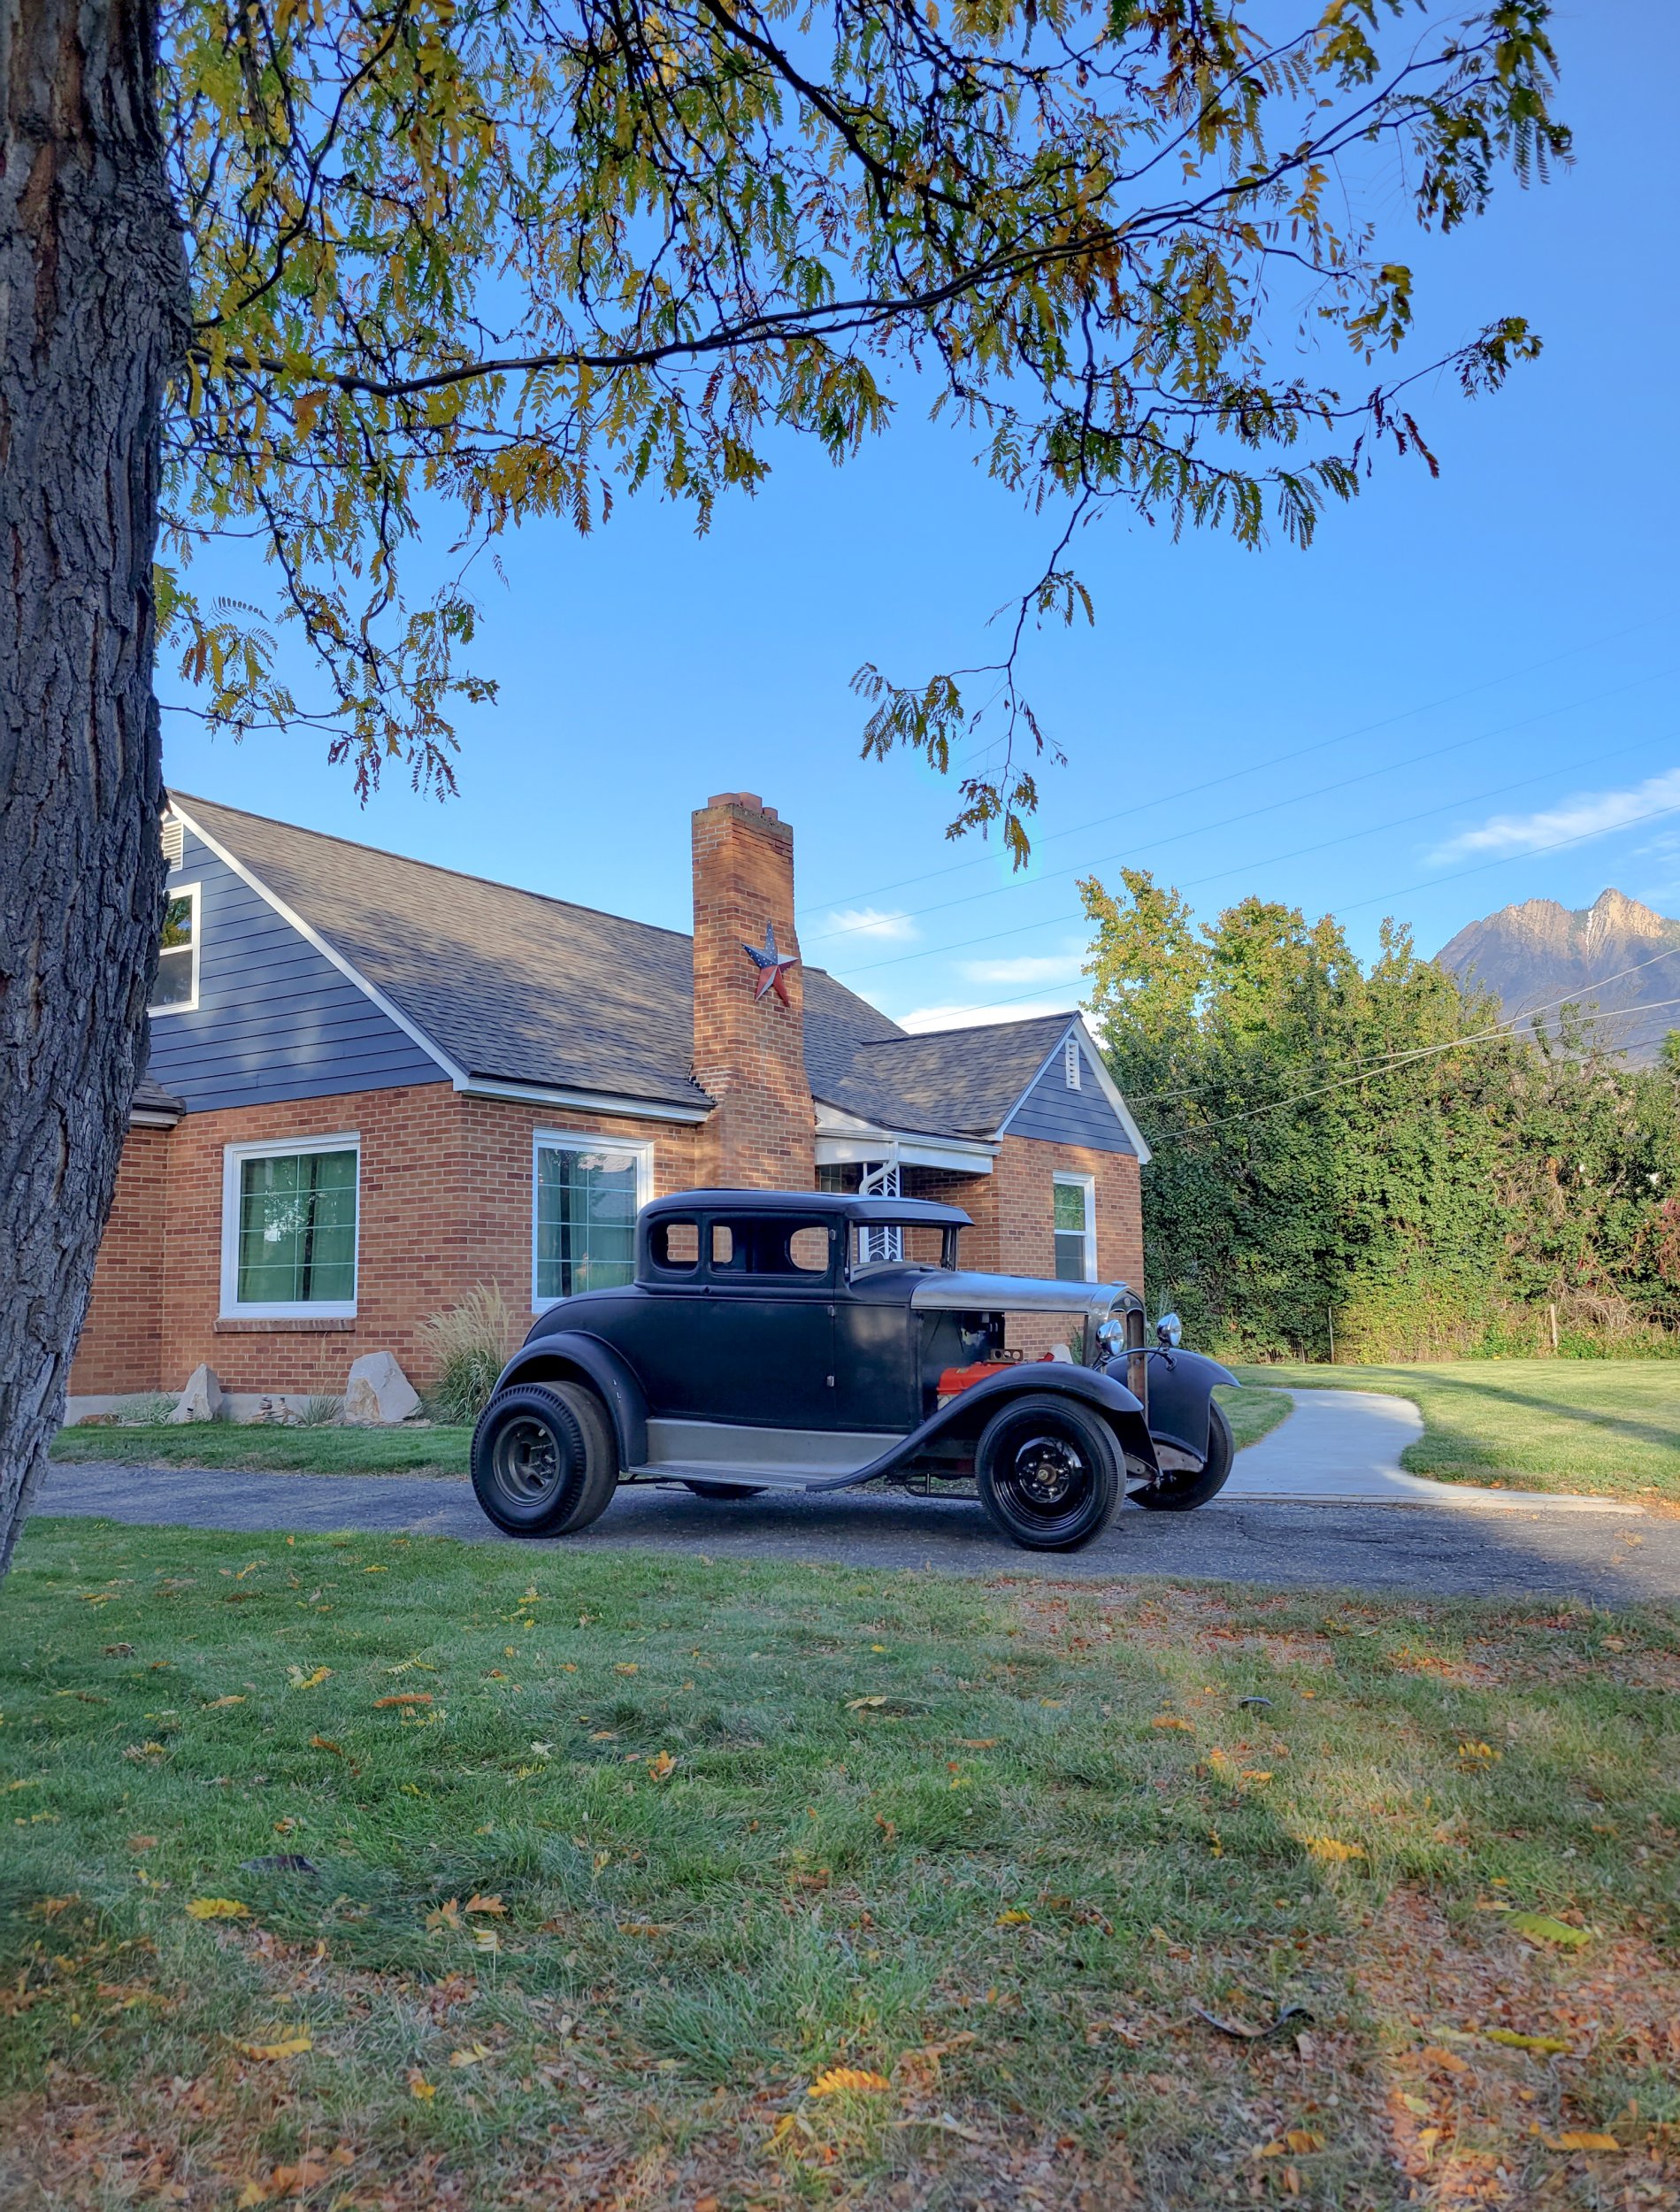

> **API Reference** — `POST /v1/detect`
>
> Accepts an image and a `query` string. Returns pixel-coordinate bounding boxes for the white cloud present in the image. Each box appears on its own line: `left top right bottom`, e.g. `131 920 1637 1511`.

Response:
1431 766 1680 864
955 947 1085 988
815 905 919 944
896 996 1078 1033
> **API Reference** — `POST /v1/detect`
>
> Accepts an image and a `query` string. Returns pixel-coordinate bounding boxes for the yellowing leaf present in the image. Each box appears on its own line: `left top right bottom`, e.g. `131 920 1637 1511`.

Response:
235 2032 313 2060
309 1735 343 1755
425 1899 462 1931
373 1693 432 1709
408 2072 436 2099
1398 2093 1431 2116
449 2042 493 2068
809 2066 891 2097
1151 1715 1193 1732
1423 2045 1469 2072
647 1750 677 1779
995 1909 1032 1925
1509 1913 1592 1947
614 1663 639 1676
1457 1740 1500 1764
1549 2132 1620 2152
205 1694 246 1709
1486 2028 1571 2054
464 1893 505 1915
1239 1770 1272 1785
846 1695 888 1710
619 1921 671 1937
287 1666 331 1690
473 1927 501 1953
187 1897 249 1920
1285 2129 1325 2154
1303 1836 1365 1863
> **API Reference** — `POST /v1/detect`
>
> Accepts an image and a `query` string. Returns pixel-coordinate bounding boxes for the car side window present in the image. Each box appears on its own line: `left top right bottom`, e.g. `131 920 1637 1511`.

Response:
708 1217 833 1280
648 1217 700 1273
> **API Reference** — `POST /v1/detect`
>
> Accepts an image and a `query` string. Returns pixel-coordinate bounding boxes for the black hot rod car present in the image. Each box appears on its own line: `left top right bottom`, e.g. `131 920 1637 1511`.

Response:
470 1189 1237 1551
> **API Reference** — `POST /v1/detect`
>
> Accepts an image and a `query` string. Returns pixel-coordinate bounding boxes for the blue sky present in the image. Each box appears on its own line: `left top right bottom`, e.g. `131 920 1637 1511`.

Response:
161 2 1678 1033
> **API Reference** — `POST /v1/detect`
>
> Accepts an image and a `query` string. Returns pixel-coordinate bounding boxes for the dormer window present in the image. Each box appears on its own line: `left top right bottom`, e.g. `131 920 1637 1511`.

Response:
150 884 200 1014
1063 1034 1081 1088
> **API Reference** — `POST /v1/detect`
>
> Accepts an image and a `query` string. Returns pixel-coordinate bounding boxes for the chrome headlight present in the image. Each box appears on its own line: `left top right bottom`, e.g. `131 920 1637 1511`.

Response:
1155 1311 1183 1348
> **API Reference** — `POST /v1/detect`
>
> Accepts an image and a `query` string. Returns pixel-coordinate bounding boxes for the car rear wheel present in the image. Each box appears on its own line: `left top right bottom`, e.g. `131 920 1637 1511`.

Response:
471 1382 619 1537
1134 1399 1234 1512
974 1394 1121 1551
682 1481 767 1501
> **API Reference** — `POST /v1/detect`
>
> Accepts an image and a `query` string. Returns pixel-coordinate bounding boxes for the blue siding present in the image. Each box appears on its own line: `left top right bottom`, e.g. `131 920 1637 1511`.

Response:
144 824 447 1110
1004 1033 1135 1155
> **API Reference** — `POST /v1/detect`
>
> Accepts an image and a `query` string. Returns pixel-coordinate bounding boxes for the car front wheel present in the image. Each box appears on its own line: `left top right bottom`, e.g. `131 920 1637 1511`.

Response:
974 1394 1121 1551
1134 1399 1234 1512
472 1382 619 1537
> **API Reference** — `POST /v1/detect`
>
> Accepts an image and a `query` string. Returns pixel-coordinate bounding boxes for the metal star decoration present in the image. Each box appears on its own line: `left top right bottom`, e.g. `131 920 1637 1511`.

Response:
743 921 798 1006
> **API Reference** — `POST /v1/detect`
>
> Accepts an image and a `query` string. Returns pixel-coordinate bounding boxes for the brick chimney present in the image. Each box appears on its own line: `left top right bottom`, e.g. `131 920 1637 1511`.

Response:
691 793 814 1189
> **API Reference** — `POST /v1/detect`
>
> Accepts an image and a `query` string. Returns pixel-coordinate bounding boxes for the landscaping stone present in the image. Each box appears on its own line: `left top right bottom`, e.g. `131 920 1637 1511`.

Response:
167 1363 224 1425
344 1351 421 1425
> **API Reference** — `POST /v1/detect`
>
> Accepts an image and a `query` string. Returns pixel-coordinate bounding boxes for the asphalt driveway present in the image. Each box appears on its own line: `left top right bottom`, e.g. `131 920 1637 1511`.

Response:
33 1458 1679 1604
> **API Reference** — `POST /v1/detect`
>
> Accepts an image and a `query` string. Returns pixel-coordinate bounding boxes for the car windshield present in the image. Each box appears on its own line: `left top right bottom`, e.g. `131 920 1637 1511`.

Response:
846 1219 957 1276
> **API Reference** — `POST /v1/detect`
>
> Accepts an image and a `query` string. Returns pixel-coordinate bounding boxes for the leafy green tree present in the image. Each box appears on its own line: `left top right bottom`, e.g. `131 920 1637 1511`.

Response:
0 0 1567 1566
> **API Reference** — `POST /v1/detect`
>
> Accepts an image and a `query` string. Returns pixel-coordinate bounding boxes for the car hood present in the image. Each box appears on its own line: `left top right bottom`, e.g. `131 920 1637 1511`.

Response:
909 1271 1139 1317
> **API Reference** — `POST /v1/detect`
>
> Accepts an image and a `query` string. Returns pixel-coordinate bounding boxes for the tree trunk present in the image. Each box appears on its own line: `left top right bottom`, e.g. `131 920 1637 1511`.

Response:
0 0 186 1574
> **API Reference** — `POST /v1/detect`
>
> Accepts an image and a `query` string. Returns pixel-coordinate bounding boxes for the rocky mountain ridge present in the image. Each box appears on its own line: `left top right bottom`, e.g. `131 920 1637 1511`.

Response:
1436 888 1680 1061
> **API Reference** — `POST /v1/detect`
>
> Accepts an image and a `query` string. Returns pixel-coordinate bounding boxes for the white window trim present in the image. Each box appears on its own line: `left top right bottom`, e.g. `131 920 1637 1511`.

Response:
532 1128 655 1312
1052 1170 1098 1283
149 880 201 1016
1063 1034 1081 1088
220 1133 361 1320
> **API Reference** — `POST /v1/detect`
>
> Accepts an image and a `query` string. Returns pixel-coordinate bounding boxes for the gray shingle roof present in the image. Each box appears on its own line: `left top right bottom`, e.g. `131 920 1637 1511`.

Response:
132 1072 186 1119
173 794 1086 1142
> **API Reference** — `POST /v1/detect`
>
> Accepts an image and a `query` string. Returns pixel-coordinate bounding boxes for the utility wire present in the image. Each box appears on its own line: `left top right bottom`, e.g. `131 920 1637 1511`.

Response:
801 615 1665 919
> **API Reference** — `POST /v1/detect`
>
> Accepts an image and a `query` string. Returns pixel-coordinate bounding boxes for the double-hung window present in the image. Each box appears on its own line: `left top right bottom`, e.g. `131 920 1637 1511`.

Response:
1052 1172 1097 1282
221 1136 359 1317
533 1133 652 1306
150 884 200 1013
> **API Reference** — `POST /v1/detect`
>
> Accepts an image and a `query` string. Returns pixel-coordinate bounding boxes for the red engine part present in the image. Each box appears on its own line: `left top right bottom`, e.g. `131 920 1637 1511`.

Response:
935 1361 1020 1398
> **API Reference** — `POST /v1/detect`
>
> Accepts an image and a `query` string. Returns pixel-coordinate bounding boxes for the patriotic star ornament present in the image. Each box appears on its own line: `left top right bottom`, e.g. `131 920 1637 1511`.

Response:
743 921 798 1006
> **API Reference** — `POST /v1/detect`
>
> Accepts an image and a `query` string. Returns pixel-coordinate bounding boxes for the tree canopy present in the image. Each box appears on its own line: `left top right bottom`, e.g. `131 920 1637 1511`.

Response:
163 0 1565 852
1083 868 1680 1359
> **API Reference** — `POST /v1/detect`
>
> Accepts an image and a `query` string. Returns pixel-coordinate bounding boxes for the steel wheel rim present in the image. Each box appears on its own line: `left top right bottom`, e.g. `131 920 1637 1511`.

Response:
993 1423 1093 1532
491 1415 562 1502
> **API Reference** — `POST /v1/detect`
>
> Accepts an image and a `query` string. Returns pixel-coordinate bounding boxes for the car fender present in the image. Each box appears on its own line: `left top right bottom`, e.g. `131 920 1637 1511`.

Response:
1135 1348 1239 1467
494 1333 648 1469
848 1363 1159 1489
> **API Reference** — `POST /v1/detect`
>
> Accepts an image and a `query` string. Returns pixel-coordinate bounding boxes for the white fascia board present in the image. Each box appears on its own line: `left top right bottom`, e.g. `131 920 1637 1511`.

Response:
168 800 464 1087
812 1105 995 1176
992 1017 1153 1166
128 1109 183 1130
457 1077 711 1125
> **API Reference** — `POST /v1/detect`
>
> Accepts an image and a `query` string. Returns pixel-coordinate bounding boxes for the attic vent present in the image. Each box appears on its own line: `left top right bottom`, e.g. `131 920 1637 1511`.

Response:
160 814 184 868
1063 1034 1081 1089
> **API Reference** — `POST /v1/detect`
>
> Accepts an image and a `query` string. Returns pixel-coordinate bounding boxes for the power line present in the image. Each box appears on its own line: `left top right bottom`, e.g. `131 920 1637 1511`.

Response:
800 615 1665 920
832 707 1679 982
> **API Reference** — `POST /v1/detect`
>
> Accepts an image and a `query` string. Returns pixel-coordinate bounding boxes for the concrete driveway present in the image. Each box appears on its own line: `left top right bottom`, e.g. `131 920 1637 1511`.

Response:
34 1452 1677 1605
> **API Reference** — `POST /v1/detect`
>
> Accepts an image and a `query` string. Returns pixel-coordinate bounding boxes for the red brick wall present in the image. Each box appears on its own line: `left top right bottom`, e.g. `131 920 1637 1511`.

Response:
690 793 814 1188
68 1125 172 1394
71 1084 703 1398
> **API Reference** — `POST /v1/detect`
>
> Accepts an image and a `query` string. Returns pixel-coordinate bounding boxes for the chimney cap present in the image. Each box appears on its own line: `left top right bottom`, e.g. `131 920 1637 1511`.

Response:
707 790 764 812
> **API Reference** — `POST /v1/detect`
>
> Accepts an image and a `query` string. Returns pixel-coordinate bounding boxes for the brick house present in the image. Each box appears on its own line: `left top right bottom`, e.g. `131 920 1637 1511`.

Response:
70 790 1150 1408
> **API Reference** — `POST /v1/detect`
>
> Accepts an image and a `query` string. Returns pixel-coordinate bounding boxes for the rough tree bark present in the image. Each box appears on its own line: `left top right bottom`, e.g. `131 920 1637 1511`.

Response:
0 0 186 1574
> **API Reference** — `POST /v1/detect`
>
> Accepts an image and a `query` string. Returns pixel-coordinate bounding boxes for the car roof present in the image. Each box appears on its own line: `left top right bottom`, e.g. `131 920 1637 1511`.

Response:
644 1187 973 1229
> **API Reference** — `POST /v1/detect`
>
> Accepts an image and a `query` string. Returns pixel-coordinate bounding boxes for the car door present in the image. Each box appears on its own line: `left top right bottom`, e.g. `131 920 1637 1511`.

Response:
664 1213 838 1430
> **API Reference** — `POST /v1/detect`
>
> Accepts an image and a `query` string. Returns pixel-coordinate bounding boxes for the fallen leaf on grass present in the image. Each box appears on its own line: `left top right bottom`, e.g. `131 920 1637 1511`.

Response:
234 2032 312 2061
473 1927 501 1953
186 1897 249 1921
1302 1836 1365 1863
1509 1913 1592 1947
373 1693 433 1709
892 2114 990 2143
464 1893 505 1915
425 1899 462 1931
614 1663 639 1676
287 1667 331 1690
1256 2131 1325 2157
127 1835 158 1852
1422 2044 1471 2072
1457 1740 1500 1764
1398 2093 1432 2117
204 1695 246 1709
1486 2029 1572 2054
449 2042 493 2068
618 1922 671 1938
1193 2003 1313 2041
954 1738 998 1749
809 2067 890 2097
309 1735 343 1756
995 1909 1032 1926
846 1695 888 1710
1151 1716 1193 1732
646 1749 678 1779
1547 2132 1620 2152
408 2072 435 2099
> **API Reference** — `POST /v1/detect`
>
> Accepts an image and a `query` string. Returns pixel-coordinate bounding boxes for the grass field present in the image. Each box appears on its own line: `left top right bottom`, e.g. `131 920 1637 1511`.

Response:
48 1387 1292 1479
3 1520 1675 2210
1235 1363 1680 1503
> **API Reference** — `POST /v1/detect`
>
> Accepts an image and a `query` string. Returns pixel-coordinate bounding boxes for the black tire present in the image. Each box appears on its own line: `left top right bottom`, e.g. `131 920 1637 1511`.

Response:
471 1382 619 1537
1135 1398 1234 1513
974 1393 1121 1552
682 1480 767 1501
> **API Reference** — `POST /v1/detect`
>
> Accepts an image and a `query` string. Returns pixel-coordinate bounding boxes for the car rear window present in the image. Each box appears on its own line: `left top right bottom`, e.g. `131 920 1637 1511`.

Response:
709 1217 833 1279
648 1217 700 1272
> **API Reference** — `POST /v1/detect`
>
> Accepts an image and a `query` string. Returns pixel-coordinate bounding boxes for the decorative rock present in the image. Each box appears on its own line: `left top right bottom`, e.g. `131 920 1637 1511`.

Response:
343 1350 421 1425
167 1363 224 1424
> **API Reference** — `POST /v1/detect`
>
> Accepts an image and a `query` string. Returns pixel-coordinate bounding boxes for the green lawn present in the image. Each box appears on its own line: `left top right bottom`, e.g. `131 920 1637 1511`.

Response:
50 1422 473 1476
3 1520 1676 2210
50 1394 1290 1479
1234 1361 1680 1502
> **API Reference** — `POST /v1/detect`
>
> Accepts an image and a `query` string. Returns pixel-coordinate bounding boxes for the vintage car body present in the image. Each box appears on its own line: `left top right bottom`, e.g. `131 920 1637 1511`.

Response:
470 1189 1238 1551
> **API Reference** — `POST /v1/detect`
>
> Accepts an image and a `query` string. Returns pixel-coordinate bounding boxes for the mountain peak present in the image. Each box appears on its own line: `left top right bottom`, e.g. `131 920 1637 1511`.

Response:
1435 889 1680 1063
